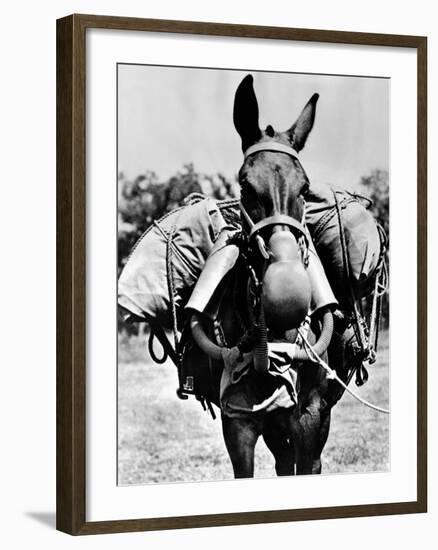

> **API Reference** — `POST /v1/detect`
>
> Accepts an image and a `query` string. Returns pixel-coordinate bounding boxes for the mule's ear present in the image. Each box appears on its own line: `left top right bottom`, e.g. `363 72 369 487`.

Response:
233 75 262 151
287 93 319 152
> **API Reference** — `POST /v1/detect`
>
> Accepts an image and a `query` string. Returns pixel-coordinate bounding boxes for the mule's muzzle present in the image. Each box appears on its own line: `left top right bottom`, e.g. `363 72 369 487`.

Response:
262 229 311 332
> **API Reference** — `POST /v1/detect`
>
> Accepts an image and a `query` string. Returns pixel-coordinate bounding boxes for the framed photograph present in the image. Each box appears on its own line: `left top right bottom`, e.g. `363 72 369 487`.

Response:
57 14 427 535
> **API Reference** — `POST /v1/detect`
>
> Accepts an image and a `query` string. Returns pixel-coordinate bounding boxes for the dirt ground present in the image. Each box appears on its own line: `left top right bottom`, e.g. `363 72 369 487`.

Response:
118 331 389 485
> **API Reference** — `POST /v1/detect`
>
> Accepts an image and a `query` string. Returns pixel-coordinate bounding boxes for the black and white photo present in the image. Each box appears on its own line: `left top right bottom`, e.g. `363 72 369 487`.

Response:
117 65 390 484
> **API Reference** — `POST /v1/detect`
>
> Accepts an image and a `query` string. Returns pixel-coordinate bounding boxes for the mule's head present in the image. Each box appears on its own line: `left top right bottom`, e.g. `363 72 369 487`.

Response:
234 75 319 332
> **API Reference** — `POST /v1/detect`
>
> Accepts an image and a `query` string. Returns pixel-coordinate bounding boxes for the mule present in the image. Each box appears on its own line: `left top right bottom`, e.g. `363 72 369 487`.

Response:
189 75 347 477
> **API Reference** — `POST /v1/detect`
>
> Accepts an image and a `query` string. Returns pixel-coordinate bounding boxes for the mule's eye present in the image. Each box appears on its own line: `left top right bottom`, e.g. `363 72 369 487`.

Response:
301 182 310 197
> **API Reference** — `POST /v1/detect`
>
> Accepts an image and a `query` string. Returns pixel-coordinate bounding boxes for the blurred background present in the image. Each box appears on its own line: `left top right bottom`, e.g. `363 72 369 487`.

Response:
117 65 389 484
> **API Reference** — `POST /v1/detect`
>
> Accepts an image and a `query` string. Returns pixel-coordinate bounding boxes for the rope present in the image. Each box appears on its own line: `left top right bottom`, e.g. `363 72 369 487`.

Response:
297 328 390 415
148 326 168 364
368 224 389 356
166 224 179 353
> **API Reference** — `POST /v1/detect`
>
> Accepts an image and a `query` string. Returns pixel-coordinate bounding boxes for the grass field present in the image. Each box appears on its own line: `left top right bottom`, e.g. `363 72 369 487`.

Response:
118 331 389 485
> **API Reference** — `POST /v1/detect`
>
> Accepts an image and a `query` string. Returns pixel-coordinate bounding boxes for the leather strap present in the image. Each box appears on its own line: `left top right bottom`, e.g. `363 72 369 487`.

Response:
244 141 299 160
250 215 308 243
240 201 308 243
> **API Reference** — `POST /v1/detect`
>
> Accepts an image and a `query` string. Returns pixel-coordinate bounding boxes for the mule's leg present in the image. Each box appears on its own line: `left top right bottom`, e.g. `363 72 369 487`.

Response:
292 389 322 475
262 430 295 476
312 408 331 474
222 416 259 479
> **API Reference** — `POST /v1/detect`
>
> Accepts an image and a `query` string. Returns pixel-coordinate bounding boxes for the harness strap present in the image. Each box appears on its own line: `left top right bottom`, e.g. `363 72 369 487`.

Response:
244 141 299 160
240 201 308 243
250 214 309 241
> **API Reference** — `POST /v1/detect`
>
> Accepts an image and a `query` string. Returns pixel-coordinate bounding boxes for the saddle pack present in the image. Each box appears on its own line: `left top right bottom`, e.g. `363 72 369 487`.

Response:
118 196 240 329
118 184 387 410
305 183 384 310
118 184 384 327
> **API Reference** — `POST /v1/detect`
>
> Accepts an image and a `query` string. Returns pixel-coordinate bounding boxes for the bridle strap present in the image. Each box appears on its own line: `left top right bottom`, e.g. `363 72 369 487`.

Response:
250 215 308 243
244 141 299 160
239 201 308 244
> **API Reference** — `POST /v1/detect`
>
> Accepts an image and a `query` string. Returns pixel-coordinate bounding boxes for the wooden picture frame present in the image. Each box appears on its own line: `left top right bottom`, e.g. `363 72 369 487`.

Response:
57 13 427 535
